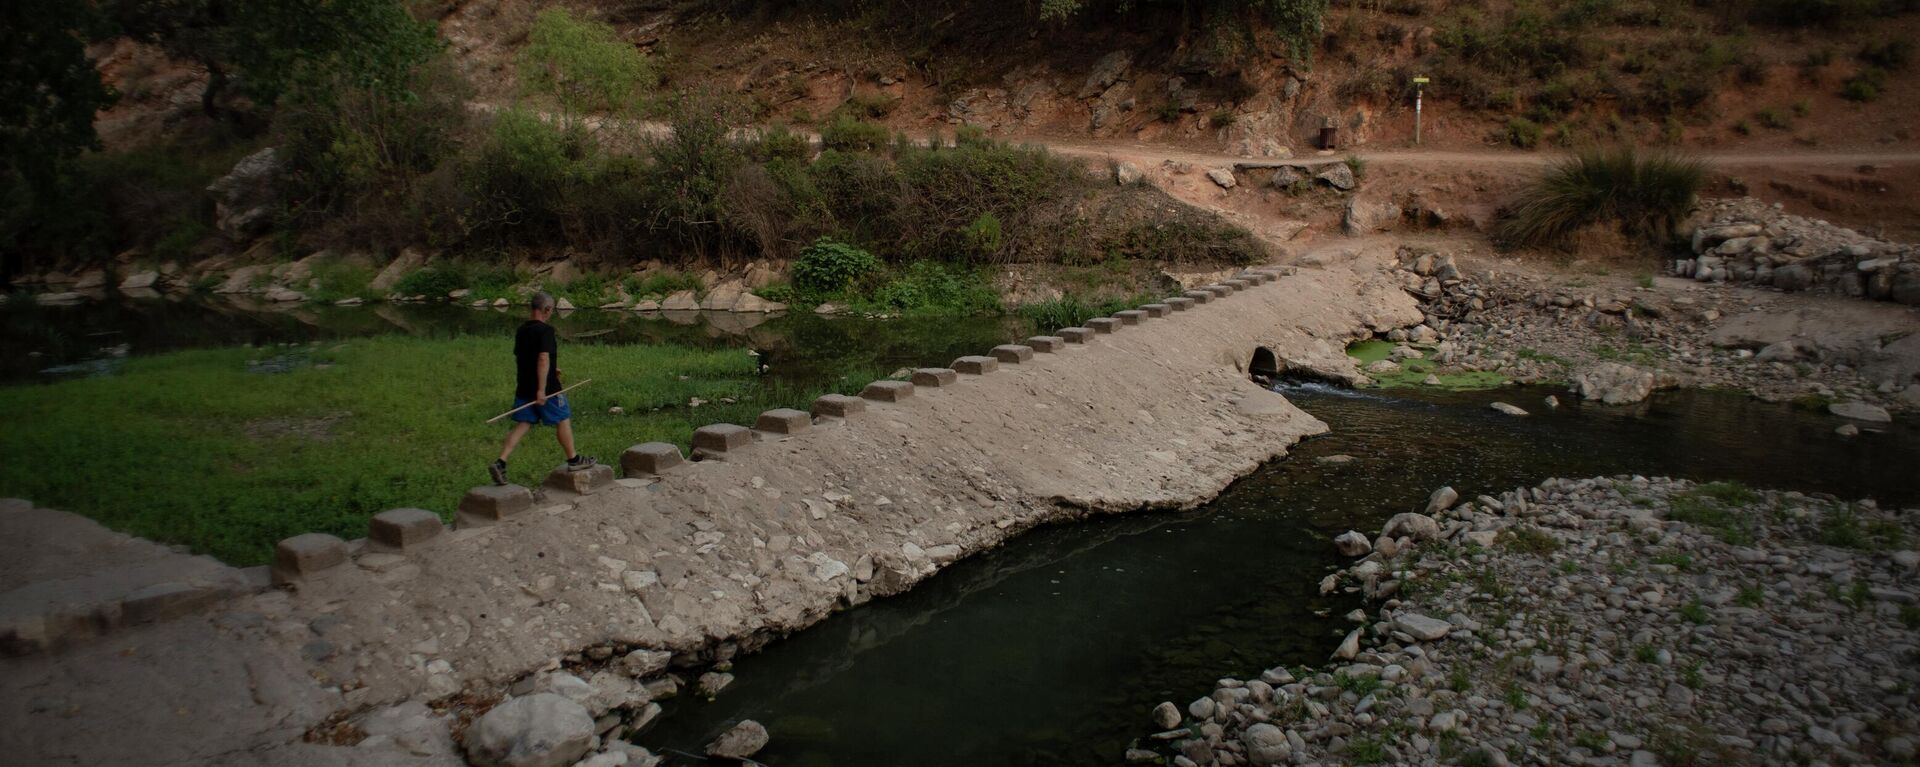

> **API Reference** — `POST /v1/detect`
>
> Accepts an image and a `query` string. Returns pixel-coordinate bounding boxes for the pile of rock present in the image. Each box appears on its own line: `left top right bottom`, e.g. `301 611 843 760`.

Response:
1675 197 1920 305
1133 476 1920 766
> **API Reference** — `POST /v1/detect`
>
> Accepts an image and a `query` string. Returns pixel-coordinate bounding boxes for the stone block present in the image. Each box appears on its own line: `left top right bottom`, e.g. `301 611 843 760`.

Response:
1141 304 1171 317
1225 279 1251 290
911 368 959 387
459 485 534 525
1183 290 1213 304
272 533 349 584
1025 336 1065 353
1204 285 1233 297
621 442 684 476
811 394 867 418
692 424 753 455
545 462 615 494
369 508 444 551
755 408 812 435
121 582 226 624
861 380 915 402
1058 327 1095 343
952 355 999 375
1167 297 1195 311
1086 318 1121 334
1113 310 1146 325
990 344 1035 363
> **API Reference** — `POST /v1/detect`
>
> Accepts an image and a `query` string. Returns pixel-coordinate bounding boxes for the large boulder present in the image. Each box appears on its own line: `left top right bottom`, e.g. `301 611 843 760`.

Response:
1242 723 1291 766
1315 163 1357 191
206 147 281 239
465 694 595 767
1381 512 1440 542
1570 362 1657 405
1342 195 1401 236
1078 51 1134 98
705 719 769 760
370 248 429 292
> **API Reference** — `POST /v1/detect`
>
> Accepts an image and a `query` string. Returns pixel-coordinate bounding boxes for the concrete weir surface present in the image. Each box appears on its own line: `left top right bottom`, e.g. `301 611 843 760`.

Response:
0 256 1421 766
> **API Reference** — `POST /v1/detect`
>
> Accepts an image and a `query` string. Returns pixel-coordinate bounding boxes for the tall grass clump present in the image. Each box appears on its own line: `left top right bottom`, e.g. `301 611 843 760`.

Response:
1499 147 1704 247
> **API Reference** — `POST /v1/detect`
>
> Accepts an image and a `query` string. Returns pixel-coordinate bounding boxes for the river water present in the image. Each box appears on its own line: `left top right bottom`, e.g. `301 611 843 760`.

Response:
8 296 1916 765
640 384 1920 766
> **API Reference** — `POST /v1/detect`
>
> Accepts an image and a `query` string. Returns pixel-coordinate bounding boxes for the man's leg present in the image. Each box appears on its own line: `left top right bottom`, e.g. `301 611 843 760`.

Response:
554 419 578 461
499 422 533 462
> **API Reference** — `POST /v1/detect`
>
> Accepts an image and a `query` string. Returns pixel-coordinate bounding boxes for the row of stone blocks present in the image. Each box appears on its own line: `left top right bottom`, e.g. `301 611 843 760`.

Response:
266 266 1292 584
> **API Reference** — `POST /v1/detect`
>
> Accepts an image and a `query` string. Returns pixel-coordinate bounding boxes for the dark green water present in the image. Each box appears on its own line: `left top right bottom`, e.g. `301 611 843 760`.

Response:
640 384 1920 766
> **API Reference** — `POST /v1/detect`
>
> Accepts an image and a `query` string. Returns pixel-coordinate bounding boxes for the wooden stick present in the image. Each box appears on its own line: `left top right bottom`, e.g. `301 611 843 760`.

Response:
486 379 593 424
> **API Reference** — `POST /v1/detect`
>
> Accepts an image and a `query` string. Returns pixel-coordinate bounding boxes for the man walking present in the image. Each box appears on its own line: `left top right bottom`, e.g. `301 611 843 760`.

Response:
490 292 594 485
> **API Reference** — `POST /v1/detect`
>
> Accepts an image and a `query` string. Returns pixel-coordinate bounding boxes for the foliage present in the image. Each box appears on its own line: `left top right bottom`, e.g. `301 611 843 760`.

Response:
1665 481 1759 545
791 237 880 295
865 262 1003 315
1016 293 1155 330
1 0 115 192
519 8 655 115
1499 147 1704 247
1506 117 1544 149
1035 0 1330 61
819 114 892 152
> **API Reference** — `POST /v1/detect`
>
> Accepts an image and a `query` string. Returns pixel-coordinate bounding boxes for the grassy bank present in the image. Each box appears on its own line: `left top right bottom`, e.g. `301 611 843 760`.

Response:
0 335 883 565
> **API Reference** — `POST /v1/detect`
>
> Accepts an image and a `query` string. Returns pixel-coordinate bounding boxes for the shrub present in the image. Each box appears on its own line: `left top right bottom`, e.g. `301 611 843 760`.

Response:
1755 108 1791 130
519 8 654 114
866 261 1002 314
1842 68 1887 101
1016 293 1153 330
1506 117 1544 148
391 263 467 297
791 238 879 295
1499 146 1704 247
819 114 891 152
453 108 599 245
1859 38 1914 69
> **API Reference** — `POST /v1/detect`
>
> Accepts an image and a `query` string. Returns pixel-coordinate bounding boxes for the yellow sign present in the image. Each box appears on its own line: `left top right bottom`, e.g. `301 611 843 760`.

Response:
1413 77 1430 84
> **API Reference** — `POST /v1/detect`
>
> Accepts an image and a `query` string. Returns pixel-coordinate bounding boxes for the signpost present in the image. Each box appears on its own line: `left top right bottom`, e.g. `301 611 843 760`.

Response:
1413 76 1430 145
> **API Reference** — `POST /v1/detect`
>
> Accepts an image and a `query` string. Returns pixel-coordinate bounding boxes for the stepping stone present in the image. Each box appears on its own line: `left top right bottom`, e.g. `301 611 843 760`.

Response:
1024 336 1065 353
621 442 684 476
121 582 229 624
990 345 1034 364
545 462 615 494
369 508 444 551
1113 310 1146 325
458 485 533 528
1141 304 1170 317
1086 318 1121 334
755 408 812 435
1182 290 1213 304
952 356 999 375
811 394 866 418
1167 297 1195 311
1057 327 1095 343
272 533 348 585
692 424 753 457
911 368 959 387
1224 279 1251 290
861 380 914 402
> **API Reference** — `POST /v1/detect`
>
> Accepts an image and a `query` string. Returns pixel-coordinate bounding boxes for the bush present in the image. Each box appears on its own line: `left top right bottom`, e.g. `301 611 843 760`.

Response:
391 263 467 297
1506 117 1544 148
866 261 1002 314
819 114 891 152
1859 38 1914 69
1016 293 1153 330
452 108 600 245
791 238 880 295
1499 146 1705 247
1842 67 1888 100
519 8 654 114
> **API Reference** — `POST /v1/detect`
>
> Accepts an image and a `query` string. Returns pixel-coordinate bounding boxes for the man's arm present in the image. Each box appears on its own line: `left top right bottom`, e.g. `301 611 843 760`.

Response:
535 352 551 405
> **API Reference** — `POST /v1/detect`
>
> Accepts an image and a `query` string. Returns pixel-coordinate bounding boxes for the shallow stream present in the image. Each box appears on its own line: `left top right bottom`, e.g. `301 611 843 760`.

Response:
641 384 1920 766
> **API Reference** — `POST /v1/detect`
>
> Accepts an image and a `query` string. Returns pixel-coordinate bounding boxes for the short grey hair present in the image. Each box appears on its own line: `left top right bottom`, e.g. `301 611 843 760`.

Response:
530 292 556 312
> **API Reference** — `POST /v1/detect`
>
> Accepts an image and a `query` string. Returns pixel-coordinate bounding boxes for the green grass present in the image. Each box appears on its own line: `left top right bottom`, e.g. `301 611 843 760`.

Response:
1498 146 1705 247
1666 481 1760 544
0 336 861 565
1347 340 1508 390
1678 599 1710 625
1501 526 1561 555
1015 292 1156 331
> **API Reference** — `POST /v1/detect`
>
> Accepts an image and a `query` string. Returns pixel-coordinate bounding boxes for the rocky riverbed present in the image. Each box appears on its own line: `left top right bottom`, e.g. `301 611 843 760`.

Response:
1361 246 1920 418
1134 476 1920 766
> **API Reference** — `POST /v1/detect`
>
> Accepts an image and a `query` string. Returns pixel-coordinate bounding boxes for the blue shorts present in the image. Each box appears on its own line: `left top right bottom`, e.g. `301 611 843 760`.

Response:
510 394 571 426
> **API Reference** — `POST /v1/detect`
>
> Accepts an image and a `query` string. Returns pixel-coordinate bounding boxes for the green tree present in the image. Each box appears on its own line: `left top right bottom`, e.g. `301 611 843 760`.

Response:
519 8 655 115
1 0 115 191
106 0 438 125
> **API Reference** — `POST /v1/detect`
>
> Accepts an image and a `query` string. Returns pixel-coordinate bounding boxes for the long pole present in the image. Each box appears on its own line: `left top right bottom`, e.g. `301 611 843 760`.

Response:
1415 84 1424 146
485 379 593 423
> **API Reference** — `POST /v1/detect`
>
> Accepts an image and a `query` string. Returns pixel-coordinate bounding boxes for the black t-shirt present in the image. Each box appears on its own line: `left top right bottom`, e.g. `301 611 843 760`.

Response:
514 320 562 400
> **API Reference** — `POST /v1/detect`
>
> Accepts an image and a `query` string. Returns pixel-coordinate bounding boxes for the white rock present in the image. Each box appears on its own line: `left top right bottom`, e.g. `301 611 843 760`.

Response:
1333 531 1372 557
465 694 595 767
1425 486 1460 514
705 719 769 759
1206 168 1238 189
1382 512 1442 542
1394 613 1453 641
1490 402 1529 416
1829 401 1891 423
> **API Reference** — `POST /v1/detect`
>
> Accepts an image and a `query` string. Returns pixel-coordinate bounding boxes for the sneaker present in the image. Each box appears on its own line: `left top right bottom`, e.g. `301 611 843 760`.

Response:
488 459 509 486
566 455 598 472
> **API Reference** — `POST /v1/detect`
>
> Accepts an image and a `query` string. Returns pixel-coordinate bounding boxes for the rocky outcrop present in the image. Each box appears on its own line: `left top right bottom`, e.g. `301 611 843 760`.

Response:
206 148 281 240
1675 197 1920 306
465 694 595 767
